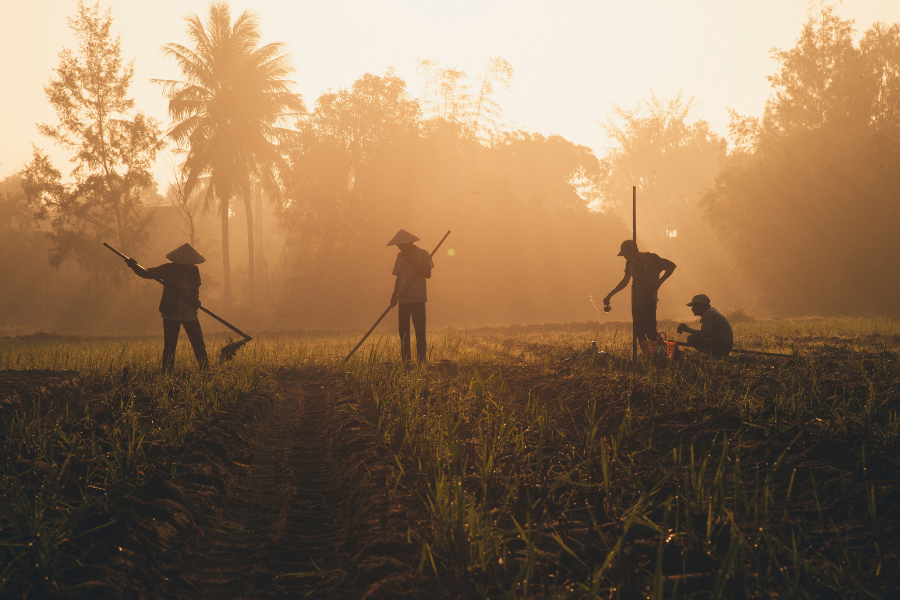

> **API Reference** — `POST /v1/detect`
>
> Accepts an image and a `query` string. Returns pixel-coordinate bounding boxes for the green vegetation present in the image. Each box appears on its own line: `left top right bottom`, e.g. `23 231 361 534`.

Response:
3 318 899 597
0 335 264 596
346 318 900 596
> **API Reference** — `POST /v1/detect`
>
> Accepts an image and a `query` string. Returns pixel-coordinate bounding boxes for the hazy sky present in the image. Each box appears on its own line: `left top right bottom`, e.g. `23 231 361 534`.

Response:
2 0 900 189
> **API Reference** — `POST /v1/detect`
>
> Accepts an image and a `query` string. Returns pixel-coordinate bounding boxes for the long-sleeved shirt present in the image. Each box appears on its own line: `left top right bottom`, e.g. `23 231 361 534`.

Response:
131 262 201 321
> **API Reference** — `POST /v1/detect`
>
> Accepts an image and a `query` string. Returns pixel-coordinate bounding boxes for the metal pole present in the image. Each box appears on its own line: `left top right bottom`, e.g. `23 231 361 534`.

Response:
632 185 637 364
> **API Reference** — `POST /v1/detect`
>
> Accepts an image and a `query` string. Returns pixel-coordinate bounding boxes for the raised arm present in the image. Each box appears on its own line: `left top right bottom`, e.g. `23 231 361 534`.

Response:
125 258 155 280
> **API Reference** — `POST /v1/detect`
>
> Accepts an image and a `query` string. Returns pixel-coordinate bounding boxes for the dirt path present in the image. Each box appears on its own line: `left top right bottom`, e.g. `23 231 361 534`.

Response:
171 370 355 598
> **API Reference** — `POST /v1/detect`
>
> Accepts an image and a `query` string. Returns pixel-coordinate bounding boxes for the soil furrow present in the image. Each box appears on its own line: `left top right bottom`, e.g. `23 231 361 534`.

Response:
171 373 352 599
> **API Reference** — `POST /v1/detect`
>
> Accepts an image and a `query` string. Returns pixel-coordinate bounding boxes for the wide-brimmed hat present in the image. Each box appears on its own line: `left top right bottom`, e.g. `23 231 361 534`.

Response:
686 293 711 306
166 243 206 265
387 229 420 246
617 239 638 256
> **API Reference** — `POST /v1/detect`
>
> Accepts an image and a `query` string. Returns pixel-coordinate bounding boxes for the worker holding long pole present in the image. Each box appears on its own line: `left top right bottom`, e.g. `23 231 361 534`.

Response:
388 229 435 364
122 243 210 372
632 186 637 362
344 230 450 364
105 242 253 369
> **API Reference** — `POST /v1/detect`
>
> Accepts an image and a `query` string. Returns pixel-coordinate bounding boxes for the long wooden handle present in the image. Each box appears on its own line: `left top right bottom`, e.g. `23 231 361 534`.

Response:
197 305 252 340
103 242 128 260
343 230 451 363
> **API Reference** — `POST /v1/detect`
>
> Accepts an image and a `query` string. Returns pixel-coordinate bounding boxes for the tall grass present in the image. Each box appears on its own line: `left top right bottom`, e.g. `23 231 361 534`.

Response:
0 334 268 596
344 319 900 597
2 317 898 597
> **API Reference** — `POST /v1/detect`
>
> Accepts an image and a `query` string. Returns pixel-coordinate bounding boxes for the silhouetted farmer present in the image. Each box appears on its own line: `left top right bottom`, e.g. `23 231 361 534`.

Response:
677 294 733 357
125 243 209 372
388 229 434 364
603 240 676 342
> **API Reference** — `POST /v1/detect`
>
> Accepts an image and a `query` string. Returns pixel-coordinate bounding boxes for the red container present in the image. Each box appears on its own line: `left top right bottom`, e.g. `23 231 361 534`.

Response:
665 340 677 360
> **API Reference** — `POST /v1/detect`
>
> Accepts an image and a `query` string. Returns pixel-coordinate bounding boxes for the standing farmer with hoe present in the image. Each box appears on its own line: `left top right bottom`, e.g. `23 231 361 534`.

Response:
124 243 209 372
388 229 434 364
603 239 676 344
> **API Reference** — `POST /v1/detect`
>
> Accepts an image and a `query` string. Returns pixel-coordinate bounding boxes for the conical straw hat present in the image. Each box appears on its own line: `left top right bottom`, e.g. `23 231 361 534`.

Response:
386 229 420 246
166 243 206 265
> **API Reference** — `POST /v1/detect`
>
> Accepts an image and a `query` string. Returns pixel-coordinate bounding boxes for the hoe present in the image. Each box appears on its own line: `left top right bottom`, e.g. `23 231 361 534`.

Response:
104 242 252 363
344 230 451 363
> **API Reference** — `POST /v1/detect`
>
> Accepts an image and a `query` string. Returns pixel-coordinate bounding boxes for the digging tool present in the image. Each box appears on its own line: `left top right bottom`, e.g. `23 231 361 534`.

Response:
673 341 793 358
344 230 451 363
103 242 252 362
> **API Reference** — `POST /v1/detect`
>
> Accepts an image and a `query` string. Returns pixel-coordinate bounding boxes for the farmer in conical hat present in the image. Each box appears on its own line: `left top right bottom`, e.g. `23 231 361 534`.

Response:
388 229 434 364
124 243 209 372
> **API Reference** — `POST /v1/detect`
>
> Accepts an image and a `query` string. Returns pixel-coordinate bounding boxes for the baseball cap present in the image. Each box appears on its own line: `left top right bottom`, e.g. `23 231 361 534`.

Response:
617 239 638 256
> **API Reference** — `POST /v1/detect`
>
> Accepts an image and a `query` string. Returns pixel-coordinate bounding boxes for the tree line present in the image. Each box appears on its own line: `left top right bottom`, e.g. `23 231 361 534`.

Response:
2 2 898 332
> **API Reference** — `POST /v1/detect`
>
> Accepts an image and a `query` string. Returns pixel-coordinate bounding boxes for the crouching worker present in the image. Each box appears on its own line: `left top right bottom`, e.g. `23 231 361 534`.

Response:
388 229 434 364
677 294 733 358
125 243 209 372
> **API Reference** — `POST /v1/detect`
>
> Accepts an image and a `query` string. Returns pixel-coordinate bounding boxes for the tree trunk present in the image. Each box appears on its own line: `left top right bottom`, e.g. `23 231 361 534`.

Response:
221 198 232 312
243 178 256 319
254 180 264 301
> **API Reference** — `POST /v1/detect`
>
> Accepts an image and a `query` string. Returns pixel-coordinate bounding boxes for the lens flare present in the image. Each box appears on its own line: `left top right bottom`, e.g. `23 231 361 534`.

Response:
447 248 456 257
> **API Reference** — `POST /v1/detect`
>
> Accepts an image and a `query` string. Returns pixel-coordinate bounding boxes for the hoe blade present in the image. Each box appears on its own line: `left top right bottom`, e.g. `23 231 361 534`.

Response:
219 338 251 363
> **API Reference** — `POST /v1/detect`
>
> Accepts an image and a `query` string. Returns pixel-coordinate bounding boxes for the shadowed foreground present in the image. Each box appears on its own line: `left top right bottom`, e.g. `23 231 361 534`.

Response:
2 321 900 598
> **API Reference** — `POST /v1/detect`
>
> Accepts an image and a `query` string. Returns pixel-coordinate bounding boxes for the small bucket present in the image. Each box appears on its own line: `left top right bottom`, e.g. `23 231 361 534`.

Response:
639 339 654 358
665 340 677 360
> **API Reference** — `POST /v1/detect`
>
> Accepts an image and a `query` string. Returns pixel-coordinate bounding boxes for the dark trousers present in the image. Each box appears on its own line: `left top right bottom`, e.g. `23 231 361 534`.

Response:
632 303 658 341
398 302 426 362
686 334 732 358
162 318 209 372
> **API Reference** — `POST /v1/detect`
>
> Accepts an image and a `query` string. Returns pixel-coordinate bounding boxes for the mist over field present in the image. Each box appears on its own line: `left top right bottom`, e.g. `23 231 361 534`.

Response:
1 1 899 335
6 4 900 598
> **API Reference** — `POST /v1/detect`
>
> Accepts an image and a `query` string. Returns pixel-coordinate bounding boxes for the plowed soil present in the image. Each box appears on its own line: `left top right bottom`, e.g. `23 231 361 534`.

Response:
160 368 420 599
22 367 425 599
174 371 349 596
6 336 899 598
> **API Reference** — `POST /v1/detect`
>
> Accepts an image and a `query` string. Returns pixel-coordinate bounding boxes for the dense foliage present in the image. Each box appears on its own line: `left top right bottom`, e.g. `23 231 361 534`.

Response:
704 6 900 315
156 1 305 313
22 1 160 274
3 2 900 331
278 69 626 327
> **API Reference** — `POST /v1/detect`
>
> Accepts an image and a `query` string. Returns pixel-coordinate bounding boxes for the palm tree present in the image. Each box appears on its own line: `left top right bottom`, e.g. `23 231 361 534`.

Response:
156 2 304 313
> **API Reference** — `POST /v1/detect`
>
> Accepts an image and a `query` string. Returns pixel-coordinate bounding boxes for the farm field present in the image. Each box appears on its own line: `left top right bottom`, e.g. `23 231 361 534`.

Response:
2 317 900 599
